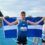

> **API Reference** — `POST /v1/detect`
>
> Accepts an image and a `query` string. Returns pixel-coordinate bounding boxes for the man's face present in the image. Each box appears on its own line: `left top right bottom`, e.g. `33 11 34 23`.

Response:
20 13 25 19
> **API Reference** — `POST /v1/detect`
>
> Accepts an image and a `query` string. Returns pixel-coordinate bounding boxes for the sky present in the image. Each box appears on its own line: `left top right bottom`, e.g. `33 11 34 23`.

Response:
0 0 45 17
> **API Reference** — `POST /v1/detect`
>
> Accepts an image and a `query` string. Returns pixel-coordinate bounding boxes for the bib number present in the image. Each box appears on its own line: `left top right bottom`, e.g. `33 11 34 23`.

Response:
20 27 27 31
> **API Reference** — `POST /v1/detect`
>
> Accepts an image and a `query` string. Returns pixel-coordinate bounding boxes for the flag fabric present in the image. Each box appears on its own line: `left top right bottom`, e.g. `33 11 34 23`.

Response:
3 17 43 38
26 17 43 37
3 17 17 38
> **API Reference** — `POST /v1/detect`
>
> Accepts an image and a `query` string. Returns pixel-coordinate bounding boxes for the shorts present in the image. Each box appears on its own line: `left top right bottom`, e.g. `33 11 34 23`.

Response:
17 36 27 44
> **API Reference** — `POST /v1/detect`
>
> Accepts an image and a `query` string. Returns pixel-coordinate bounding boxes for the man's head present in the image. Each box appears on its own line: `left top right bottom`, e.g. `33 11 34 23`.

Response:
20 11 26 19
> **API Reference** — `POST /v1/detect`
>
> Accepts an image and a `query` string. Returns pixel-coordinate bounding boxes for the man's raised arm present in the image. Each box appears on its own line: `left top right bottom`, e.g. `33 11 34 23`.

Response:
36 18 43 24
27 18 43 25
3 17 18 26
27 20 36 25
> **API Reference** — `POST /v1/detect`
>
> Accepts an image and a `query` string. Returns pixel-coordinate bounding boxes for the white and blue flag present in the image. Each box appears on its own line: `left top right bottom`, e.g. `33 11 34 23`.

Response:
3 17 43 38
3 17 17 38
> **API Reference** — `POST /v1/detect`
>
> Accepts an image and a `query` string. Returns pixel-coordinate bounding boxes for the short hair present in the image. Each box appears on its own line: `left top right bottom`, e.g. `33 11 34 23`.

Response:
21 11 26 15
0 11 3 17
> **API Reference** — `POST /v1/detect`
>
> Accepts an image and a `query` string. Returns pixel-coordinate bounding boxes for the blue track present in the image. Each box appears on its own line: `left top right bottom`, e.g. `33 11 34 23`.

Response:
0 28 42 45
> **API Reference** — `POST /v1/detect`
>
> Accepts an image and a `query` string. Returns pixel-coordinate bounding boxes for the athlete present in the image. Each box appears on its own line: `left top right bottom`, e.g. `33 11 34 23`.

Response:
0 11 3 27
3 11 43 45
42 17 45 45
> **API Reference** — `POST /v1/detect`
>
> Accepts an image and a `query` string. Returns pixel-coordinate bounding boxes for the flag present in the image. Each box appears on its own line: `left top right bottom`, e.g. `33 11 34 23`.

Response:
3 17 17 38
3 17 43 38
26 17 43 37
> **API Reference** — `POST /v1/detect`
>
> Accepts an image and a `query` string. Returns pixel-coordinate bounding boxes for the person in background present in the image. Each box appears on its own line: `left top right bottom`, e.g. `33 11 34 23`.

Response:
42 17 45 45
3 11 43 45
33 17 45 45
0 11 3 27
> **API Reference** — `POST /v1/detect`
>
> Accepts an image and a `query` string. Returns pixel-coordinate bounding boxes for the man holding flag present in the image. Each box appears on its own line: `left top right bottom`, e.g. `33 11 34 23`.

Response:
3 11 43 45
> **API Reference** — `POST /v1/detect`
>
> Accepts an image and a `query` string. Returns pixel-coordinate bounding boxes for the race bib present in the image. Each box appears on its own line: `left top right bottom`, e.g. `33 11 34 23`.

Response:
20 27 27 31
